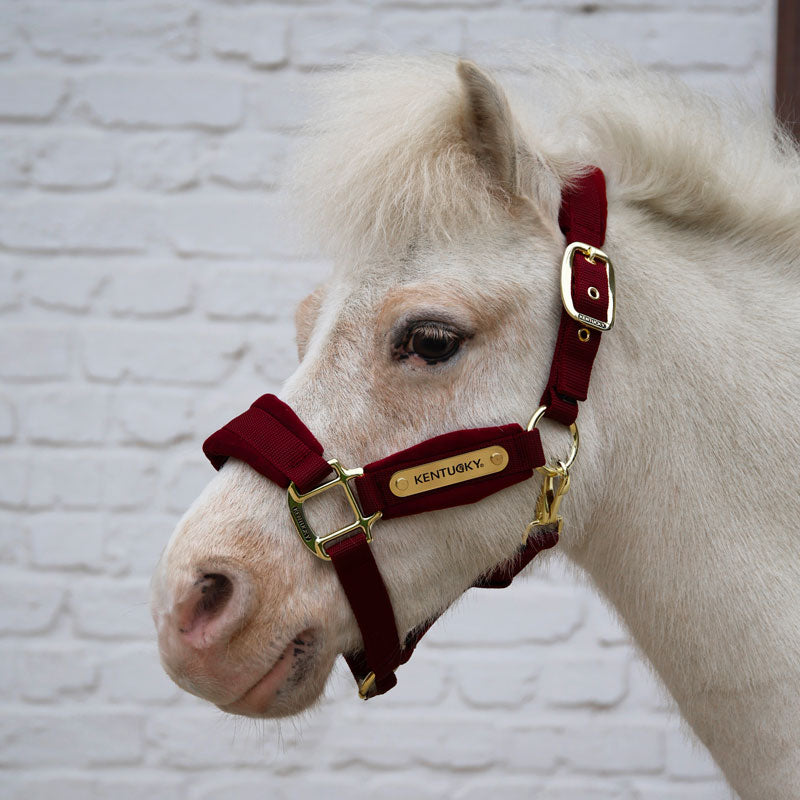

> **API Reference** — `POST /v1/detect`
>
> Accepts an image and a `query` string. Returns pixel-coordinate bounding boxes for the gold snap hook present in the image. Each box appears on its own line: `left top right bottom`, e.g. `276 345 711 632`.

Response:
524 459 571 543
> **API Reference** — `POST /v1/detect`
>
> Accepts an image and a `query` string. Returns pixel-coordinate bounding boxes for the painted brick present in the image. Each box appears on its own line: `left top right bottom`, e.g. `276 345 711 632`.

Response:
0 710 144 767
82 325 246 385
292 12 376 68
111 389 194 446
665 725 722 779
25 262 108 313
0 135 31 188
147 709 318 768
0 455 31 509
0 2 770 794
162 458 213 514
541 655 629 708
0 73 65 121
205 9 289 68
565 724 665 774
0 5 17 59
0 327 72 381
106 266 194 317
206 132 286 189
188 777 355 800
119 133 201 191
327 713 501 770
0 514 26 563
535 780 636 800
10 774 185 800
0 198 158 254
643 11 765 69
14 644 97 701
374 12 464 53
78 72 244 130
202 266 297 319
22 1 197 63
165 196 296 258
32 134 116 190
100 454 160 511
456 778 635 800
250 70 315 130
626 658 674 714
496 722 566 773
26 454 105 510
368 651 450 708
0 260 23 312
29 513 107 571
104 513 176 576
629 781 733 800
432 583 585 645
25 388 109 445
98 642 181 704
464 12 561 69
0 395 16 440
252 328 299 387
455 654 537 708
0 576 64 634
71 578 153 639
588 593 631 646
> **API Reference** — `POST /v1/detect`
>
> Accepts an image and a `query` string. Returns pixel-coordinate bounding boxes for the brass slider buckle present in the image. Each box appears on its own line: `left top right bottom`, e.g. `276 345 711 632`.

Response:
287 459 382 561
561 241 616 331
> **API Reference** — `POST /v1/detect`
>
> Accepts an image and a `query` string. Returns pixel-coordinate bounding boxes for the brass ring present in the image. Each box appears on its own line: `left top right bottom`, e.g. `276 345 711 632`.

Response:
578 327 591 342
526 405 579 475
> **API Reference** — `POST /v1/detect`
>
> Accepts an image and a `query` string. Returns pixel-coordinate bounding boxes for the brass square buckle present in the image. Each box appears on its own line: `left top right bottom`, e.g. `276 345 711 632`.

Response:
287 459 382 561
560 241 616 331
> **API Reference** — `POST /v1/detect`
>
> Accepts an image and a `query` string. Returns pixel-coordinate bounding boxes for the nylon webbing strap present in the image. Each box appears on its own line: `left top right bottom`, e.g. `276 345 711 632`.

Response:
327 532 401 696
540 168 609 425
203 395 332 493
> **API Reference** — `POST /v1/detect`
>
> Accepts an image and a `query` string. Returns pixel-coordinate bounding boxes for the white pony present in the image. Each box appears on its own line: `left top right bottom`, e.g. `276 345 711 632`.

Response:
151 55 800 799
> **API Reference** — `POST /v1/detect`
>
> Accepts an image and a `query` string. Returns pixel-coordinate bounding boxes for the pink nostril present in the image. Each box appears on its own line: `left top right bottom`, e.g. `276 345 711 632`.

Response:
177 573 239 648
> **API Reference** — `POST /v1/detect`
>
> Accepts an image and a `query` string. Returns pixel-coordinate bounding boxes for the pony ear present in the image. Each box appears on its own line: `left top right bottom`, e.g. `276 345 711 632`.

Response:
457 60 519 194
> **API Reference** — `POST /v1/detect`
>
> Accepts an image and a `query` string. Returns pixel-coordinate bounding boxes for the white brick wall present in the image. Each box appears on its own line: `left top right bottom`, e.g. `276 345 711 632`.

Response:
0 1 774 797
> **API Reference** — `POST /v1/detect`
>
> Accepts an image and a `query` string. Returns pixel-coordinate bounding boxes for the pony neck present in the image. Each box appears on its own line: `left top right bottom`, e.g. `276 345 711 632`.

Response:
554 202 800 799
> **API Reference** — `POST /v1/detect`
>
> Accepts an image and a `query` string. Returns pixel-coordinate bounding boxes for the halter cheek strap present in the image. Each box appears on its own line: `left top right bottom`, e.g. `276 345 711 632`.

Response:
202 166 613 700
540 169 612 425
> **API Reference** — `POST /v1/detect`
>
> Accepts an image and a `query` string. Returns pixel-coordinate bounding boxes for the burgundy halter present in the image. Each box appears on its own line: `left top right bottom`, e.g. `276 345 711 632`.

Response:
203 167 614 699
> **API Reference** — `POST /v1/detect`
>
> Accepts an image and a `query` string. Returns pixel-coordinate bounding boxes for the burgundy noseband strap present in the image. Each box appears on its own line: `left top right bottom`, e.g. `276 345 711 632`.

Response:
202 166 611 699
204 394 332 493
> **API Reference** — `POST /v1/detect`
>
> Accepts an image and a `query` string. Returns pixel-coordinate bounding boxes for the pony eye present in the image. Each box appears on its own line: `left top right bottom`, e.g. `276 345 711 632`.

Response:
402 322 462 364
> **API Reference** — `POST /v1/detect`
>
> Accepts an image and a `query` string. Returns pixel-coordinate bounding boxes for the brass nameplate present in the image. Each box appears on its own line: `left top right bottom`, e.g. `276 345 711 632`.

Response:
389 446 509 498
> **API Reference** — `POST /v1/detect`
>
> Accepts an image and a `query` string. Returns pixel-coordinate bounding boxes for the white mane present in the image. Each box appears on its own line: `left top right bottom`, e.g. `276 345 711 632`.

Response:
291 54 800 264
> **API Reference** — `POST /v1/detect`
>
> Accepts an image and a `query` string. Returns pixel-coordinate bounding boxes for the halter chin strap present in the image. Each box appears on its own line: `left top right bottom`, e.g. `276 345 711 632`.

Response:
202 166 612 699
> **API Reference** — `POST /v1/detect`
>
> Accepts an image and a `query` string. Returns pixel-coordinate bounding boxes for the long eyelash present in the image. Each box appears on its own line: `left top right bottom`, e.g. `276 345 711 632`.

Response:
391 320 467 364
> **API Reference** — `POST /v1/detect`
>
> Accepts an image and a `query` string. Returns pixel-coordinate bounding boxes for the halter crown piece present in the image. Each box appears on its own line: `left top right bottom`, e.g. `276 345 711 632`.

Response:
203 168 613 699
